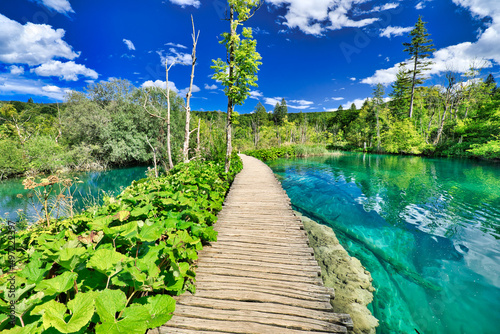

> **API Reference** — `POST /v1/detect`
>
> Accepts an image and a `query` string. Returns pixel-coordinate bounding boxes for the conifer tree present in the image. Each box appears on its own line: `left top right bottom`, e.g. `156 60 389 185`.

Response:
389 63 412 119
403 16 435 118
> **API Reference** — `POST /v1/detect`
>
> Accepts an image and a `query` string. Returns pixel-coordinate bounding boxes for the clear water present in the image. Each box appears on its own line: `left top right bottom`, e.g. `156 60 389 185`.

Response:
268 153 500 334
0 166 149 222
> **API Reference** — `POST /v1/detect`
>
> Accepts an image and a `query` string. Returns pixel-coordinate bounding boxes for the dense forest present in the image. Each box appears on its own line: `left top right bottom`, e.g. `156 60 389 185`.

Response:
1 71 499 180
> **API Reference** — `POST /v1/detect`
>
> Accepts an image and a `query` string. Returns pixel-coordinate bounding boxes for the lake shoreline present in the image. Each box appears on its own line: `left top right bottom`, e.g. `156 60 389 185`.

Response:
295 211 379 334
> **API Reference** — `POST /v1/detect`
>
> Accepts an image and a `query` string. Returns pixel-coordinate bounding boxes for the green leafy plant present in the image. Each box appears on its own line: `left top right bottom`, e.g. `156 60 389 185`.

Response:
0 156 242 333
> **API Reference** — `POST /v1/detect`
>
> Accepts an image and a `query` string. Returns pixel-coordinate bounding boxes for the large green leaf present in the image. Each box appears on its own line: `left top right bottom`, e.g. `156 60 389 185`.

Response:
138 222 164 242
142 294 175 328
34 272 77 296
94 289 126 323
1 321 41 334
95 304 149 334
18 252 51 284
57 247 87 272
87 249 130 277
40 292 95 333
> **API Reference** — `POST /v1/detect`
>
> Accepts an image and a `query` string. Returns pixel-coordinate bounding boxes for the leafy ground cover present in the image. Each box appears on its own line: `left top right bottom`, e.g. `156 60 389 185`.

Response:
0 154 242 333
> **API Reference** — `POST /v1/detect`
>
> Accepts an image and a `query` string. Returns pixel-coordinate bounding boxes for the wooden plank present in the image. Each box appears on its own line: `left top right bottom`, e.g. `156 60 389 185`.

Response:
196 262 320 278
170 305 348 332
195 282 332 302
195 274 334 296
197 257 321 273
176 296 351 326
163 316 346 334
199 251 319 266
208 241 315 254
195 267 323 284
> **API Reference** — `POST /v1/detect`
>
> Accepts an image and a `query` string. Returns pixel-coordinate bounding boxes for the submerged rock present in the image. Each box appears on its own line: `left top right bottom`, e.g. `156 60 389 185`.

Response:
296 211 379 334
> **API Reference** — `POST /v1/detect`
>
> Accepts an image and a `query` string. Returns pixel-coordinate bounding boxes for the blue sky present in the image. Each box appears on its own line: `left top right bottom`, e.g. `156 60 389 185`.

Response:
1 0 499 113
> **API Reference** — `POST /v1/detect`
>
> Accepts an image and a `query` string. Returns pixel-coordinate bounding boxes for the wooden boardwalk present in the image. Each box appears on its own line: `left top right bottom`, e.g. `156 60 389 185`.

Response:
150 155 353 334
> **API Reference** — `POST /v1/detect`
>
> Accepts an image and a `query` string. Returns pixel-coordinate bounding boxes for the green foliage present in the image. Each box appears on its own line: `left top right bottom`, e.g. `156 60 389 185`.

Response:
468 138 500 159
0 157 243 333
382 119 427 154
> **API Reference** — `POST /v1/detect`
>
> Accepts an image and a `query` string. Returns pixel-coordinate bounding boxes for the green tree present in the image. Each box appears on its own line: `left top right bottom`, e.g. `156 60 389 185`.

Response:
212 0 262 172
250 102 267 147
403 16 435 118
272 98 288 126
389 63 412 119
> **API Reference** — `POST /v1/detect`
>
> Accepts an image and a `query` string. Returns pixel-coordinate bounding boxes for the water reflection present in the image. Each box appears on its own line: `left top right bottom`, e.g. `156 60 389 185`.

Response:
269 153 500 334
0 166 149 222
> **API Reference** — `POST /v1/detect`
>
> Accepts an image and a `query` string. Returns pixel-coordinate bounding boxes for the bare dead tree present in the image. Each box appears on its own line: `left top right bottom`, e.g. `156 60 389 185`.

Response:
182 16 200 163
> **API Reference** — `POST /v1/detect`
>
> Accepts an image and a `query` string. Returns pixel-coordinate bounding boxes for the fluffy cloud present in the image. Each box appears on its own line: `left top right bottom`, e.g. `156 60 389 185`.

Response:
267 0 386 35
32 60 99 81
363 0 500 85
0 14 78 66
264 97 283 106
31 0 74 14
123 39 136 51
288 99 314 109
157 48 192 66
249 90 263 99
9 65 24 75
379 26 412 38
141 80 200 97
165 42 187 49
0 76 71 100
204 83 218 90
168 0 200 8
142 80 179 92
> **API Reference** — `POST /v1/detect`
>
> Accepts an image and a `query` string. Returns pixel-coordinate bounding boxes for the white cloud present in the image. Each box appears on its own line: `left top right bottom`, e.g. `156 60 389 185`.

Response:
31 0 74 14
350 77 356 81
142 80 179 93
363 0 500 86
123 39 136 51
288 99 314 109
168 0 200 8
267 0 380 36
380 26 412 38
264 97 282 106
0 76 71 100
415 2 425 10
179 84 200 96
141 80 200 97
345 98 368 109
0 14 78 66
32 60 98 81
165 42 187 49
157 48 192 66
249 90 263 99
9 65 24 75
327 97 344 101
204 83 218 90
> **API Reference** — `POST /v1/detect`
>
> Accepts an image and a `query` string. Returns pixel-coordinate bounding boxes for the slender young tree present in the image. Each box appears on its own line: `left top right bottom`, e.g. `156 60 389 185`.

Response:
403 16 435 118
212 0 262 173
389 63 412 119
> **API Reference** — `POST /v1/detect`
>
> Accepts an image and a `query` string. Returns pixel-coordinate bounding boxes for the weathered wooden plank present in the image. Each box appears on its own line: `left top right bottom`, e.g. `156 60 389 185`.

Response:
209 240 315 253
199 251 319 266
170 305 348 332
196 262 321 279
195 266 323 284
194 282 332 302
197 257 322 273
176 296 352 327
163 316 346 334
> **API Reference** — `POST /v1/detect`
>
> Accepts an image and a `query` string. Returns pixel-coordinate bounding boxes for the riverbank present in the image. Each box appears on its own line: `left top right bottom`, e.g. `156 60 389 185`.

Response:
295 211 379 334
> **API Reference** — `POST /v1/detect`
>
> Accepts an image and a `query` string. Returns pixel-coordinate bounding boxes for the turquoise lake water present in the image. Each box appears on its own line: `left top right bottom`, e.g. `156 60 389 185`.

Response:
0 166 149 222
268 153 500 334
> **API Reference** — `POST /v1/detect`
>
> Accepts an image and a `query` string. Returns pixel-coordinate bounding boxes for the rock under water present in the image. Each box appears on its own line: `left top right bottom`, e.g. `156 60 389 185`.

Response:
296 211 379 334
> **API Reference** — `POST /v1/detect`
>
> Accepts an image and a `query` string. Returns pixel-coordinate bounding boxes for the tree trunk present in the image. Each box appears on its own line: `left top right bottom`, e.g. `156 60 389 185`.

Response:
225 6 235 173
183 16 199 163
409 54 419 118
165 61 174 170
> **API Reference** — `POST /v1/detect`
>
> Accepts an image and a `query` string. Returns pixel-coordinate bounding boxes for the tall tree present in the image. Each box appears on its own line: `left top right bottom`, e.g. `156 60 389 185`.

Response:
212 0 262 173
272 98 288 126
403 16 435 118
